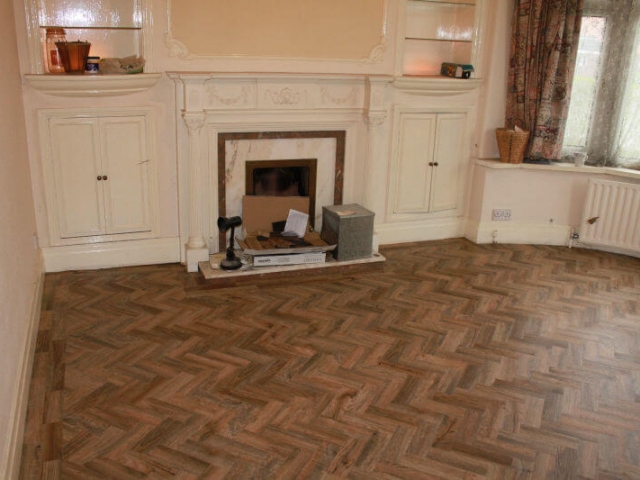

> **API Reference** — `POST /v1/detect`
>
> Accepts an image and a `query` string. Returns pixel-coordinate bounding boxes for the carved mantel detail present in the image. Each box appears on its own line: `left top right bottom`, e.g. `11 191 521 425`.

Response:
366 112 387 129
205 84 254 109
263 87 309 107
320 87 359 107
182 113 205 136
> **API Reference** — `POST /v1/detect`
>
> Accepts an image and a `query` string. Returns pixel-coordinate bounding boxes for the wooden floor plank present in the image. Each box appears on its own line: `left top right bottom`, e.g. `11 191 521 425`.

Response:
20 239 640 478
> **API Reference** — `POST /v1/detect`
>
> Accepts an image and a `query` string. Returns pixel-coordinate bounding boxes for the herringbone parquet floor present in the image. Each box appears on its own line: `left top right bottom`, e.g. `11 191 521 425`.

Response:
20 239 640 479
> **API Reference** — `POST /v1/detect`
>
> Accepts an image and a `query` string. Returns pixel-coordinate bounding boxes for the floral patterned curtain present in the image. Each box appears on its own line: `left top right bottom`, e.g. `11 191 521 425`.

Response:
506 0 583 161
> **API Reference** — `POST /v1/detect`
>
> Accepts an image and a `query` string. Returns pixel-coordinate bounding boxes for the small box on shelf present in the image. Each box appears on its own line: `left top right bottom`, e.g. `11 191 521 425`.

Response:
440 62 474 79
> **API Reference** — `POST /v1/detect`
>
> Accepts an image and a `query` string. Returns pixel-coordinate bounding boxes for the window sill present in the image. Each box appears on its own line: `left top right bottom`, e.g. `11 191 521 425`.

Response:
475 159 640 181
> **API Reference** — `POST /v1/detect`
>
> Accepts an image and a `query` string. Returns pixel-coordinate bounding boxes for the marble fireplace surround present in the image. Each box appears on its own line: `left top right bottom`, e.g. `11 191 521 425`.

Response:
169 72 391 271
217 131 345 252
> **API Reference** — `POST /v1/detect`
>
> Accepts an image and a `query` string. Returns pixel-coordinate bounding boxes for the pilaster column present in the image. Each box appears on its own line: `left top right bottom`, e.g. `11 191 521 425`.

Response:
183 112 209 272
363 76 393 225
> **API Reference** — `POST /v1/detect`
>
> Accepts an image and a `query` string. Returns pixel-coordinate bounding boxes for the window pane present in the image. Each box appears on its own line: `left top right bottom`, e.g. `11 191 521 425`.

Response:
615 22 640 166
563 17 606 149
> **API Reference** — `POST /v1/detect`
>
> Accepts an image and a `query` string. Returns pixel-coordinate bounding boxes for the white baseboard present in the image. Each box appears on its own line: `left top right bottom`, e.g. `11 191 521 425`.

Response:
466 220 571 246
576 242 640 259
2 253 44 480
43 237 181 272
376 217 465 246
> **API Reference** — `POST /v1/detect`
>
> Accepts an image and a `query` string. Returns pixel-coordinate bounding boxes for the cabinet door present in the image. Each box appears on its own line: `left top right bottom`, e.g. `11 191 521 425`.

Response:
393 113 437 214
49 117 105 238
430 113 466 213
99 116 152 235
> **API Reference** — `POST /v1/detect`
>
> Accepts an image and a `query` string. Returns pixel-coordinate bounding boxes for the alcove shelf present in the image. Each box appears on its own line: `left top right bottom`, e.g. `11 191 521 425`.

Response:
24 73 162 97
394 76 481 95
402 0 478 76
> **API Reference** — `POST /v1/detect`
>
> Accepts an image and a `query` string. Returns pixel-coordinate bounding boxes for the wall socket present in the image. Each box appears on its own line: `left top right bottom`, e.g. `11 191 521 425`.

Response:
492 208 512 221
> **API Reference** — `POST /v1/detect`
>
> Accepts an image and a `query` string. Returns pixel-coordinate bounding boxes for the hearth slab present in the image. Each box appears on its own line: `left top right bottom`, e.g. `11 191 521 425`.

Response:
198 252 385 288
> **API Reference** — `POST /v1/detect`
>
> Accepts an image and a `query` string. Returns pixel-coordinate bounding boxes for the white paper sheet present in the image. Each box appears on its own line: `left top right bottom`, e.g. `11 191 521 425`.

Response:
283 209 309 238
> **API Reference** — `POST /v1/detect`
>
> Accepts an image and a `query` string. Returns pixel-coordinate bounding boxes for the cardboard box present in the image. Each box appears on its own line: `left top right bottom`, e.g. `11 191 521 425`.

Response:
242 196 309 235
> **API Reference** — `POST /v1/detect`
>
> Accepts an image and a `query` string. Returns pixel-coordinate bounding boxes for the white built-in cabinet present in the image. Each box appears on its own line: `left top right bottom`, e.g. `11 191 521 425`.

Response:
40 109 157 246
390 109 468 218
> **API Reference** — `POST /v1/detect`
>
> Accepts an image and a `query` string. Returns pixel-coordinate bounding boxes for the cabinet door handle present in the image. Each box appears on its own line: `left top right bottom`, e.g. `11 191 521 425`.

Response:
97 175 102 181
103 175 108 180
434 162 439 167
428 162 434 167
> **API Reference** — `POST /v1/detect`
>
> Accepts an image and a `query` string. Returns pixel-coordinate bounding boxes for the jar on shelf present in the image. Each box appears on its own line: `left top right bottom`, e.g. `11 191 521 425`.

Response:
85 56 100 74
45 28 66 73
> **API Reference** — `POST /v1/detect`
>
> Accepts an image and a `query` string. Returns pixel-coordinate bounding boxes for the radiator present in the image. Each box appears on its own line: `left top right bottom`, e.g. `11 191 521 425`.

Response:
580 179 640 252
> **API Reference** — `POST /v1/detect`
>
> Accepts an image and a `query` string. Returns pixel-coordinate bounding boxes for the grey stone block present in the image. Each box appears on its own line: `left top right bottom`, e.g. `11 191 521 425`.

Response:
321 204 374 261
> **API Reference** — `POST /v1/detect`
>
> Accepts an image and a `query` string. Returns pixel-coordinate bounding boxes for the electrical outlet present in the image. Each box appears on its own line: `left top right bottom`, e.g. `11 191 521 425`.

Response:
492 208 512 221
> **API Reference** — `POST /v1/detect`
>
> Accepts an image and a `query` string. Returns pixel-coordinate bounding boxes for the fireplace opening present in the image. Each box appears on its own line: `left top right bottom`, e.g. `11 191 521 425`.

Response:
245 159 317 228
217 130 345 252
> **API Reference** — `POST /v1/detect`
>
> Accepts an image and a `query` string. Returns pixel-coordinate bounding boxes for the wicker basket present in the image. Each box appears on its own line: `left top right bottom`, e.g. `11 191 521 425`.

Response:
495 128 530 164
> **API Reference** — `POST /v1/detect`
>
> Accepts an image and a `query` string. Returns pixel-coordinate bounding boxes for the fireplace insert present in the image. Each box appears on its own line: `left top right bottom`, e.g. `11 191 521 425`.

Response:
245 159 317 226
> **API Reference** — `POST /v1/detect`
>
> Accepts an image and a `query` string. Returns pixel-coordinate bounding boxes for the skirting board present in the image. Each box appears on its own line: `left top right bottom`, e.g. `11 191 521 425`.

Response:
576 242 640 259
375 217 465 246
43 237 181 272
2 253 44 480
466 220 571 246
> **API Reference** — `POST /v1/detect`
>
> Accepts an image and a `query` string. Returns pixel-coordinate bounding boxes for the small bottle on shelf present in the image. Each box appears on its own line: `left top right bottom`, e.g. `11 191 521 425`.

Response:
85 56 100 74
45 28 66 73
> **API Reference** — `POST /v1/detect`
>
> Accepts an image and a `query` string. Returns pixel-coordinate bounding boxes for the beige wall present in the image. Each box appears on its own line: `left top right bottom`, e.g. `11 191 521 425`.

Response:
156 0 399 74
171 0 386 59
0 0 41 476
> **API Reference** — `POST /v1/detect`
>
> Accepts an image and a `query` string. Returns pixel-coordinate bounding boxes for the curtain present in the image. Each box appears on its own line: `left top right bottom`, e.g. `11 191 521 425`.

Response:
612 3 640 169
506 0 583 161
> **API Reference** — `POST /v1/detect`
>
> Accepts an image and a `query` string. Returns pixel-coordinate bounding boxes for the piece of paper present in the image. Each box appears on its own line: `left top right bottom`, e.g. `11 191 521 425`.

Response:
283 209 309 238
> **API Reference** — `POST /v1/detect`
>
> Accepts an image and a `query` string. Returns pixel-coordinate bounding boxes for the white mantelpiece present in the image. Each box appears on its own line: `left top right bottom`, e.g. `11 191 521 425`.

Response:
169 72 386 271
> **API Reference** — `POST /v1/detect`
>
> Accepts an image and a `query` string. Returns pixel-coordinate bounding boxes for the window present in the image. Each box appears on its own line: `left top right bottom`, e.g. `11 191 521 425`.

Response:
563 17 606 150
563 0 640 170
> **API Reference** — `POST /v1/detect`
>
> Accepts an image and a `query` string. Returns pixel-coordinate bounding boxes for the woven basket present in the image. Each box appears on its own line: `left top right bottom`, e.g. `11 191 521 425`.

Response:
495 128 530 164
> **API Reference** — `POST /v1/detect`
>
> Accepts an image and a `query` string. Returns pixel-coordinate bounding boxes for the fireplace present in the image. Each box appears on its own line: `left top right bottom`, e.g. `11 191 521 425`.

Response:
170 72 384 271
217 131 345 250
245 158 317 228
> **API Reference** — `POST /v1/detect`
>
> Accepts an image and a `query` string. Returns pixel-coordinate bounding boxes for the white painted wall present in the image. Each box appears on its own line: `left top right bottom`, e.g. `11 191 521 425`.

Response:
0 0 42 477
466 162 640 247
475 0 512 160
